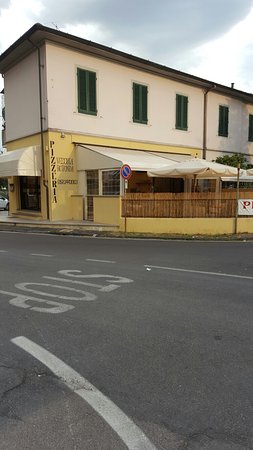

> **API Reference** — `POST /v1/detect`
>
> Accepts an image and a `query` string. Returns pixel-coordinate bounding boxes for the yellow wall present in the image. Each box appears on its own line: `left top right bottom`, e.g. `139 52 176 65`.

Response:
5 132 200 222
71 195 84 220
5 131 80 220
119 217 253 235
94 197 121 225
47 132 79 220
72 133 201 157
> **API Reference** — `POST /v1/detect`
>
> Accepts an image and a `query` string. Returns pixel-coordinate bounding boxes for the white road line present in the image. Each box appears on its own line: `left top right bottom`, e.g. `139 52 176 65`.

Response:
0 250 7 252
43 276 120 292
31 253 53 257
0 290 73 313
86 258 116 264
11 336 157 450
144 264 253 280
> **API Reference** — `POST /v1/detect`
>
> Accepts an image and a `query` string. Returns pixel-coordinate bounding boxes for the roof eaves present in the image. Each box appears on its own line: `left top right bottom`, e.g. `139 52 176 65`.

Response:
1 23 253 104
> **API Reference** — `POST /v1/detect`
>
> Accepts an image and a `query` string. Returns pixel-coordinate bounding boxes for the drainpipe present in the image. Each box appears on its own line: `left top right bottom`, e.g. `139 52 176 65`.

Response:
203 84 216 160
28 38 49 219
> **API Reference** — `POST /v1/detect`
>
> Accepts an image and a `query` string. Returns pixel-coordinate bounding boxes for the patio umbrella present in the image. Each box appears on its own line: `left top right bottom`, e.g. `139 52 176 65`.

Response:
147 158 246 178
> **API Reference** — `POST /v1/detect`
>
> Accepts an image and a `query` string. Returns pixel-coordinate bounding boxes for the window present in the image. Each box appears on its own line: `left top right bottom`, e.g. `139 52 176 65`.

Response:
20 176 41 211
102 170 120 195
176 94 188 130
77 68 97 115
248 114 253 142
133 83 148 124
86 170 99 195
218 105 229 137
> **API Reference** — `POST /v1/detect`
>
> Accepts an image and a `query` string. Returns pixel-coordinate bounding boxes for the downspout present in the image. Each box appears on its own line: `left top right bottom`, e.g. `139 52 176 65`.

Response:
28 38 49 219
203 84 216 160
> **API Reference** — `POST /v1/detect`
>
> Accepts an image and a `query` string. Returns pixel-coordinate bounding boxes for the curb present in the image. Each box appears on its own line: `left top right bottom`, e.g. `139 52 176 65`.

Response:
0 223 253 241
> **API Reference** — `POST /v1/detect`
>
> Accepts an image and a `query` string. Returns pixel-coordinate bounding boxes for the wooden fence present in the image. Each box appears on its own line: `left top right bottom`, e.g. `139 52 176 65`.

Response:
122 190 253 218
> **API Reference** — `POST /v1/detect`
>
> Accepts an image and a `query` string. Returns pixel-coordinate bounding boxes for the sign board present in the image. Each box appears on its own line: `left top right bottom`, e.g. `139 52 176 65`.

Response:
238 199 253 215
120 164 132 180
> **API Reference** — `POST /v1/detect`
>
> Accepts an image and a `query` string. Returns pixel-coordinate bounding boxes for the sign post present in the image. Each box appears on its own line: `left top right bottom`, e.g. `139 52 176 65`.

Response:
120 164 132 233
234 164 240 234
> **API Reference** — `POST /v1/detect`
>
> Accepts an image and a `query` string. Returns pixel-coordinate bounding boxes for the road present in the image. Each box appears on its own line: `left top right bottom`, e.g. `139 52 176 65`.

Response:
0 230 252 450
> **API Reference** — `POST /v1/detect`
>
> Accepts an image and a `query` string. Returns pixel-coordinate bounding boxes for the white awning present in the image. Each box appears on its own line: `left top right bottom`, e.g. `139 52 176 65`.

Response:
221 176 253 182
0 146 42 177
76 145 191 172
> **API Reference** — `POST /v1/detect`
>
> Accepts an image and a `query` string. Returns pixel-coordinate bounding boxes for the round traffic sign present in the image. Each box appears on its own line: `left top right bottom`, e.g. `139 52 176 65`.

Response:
120 164 132 180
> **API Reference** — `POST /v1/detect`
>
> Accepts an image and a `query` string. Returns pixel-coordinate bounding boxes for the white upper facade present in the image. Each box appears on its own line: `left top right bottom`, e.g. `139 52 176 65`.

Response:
1 23 253 162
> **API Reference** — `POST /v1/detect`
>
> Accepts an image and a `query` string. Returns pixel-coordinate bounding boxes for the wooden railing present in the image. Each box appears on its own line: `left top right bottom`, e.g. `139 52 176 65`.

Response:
122 190 253 218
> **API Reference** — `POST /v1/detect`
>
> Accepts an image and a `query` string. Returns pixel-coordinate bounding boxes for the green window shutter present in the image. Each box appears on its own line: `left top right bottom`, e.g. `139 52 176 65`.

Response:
77 68 87 112
88 71 97 114
141 85 148 124
133 83 140 122
77 68 97 115
248 114 253 142
133 83 148 124
176 94 188 130
218 105 229 137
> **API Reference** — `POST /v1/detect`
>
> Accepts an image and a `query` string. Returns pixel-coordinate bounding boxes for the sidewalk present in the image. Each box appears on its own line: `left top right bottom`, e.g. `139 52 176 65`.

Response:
1 211 253 240
0 211 119 235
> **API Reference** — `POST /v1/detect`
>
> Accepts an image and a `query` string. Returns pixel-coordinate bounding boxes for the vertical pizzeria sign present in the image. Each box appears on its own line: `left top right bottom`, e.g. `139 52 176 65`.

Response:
50 145 57 203
50 142 78 204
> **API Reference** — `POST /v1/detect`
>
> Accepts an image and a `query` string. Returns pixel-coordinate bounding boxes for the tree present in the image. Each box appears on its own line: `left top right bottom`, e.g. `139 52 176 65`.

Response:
215 153 250 169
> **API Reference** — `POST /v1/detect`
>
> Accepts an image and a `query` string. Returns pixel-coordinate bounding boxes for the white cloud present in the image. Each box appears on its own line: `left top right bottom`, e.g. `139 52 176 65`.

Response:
62 22 111 45
0 0 253 94
0 0 43 50
189 6 253 92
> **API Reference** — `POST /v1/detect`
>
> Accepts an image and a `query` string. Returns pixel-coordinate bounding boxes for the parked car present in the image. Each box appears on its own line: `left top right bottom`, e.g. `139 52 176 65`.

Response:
0 196 9 210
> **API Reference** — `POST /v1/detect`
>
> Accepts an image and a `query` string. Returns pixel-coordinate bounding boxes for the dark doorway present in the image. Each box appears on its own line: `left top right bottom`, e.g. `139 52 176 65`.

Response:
20 176 41 211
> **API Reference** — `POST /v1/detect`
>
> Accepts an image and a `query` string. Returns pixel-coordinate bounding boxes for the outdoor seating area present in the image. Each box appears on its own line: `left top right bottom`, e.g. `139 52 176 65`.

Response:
122 191 249 218
121 158 253 220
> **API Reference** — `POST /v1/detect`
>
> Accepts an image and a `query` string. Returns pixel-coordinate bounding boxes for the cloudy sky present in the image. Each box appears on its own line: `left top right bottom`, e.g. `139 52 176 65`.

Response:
0 0 253 94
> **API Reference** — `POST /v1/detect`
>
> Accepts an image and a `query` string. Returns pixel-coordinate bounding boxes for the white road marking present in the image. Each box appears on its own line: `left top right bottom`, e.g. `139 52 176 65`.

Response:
43 276 120 292
58 270 133 284
144 265 253 280
0 290 73 313
11 336 157 450
1 270 134 314
86 258 116 264
15 282 97 301
31 253 53 257
0 250 8 252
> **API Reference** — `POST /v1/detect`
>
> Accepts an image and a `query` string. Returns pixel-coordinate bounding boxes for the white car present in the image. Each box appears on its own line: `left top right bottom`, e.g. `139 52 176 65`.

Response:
0 196 9 210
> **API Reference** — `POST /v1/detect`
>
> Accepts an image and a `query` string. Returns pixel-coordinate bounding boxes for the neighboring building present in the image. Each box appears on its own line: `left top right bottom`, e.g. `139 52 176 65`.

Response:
0 23 253 223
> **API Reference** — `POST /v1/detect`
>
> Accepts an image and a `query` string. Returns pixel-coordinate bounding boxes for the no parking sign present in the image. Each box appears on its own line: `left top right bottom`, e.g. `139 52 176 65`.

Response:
120 164 132 180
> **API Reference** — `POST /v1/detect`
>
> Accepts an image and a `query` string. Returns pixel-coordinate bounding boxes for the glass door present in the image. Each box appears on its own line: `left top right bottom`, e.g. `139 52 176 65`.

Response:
86 170 99 220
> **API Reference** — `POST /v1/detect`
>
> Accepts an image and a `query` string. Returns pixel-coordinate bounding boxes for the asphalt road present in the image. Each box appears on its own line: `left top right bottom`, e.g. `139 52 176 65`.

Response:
0 230 252 450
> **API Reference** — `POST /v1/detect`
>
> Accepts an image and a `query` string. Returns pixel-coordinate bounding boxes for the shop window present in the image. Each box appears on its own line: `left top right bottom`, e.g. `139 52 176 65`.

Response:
86 170 99 195
19 176 41 211
102 170 120 195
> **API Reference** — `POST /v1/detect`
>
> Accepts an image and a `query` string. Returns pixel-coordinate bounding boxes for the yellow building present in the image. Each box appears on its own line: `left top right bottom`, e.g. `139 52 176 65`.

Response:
0 23 253 233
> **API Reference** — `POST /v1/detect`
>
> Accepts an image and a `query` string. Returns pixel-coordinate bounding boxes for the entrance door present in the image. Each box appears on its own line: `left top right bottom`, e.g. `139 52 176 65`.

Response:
19 176 41 211
86 170 99 220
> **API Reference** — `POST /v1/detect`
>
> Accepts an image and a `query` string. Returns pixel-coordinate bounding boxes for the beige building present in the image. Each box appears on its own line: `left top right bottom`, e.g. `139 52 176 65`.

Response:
0 23 253 227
